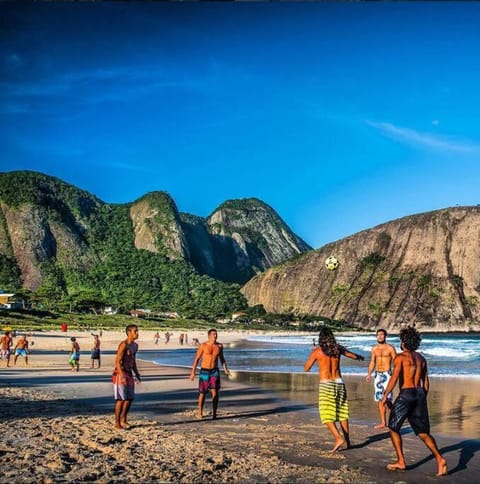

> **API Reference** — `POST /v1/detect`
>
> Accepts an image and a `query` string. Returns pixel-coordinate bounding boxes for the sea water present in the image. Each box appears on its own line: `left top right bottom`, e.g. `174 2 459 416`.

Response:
145 332 480 377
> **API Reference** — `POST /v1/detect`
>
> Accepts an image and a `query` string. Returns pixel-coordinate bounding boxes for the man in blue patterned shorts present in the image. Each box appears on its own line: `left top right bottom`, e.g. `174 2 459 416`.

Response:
190 329 230 420
366 329 396 428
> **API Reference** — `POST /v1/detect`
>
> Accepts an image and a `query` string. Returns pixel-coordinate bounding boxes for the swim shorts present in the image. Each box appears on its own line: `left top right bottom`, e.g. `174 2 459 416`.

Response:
198 368 221 394
91 349 100 360
318 379 349 424
0 349 10 359
15 349 28 357
388 387 430 435
112 370 135 400
374 370 393 402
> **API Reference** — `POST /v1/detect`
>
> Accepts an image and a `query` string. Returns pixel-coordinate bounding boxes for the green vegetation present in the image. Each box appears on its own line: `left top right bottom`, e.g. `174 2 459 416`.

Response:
0 172 247 319
361 252 386 267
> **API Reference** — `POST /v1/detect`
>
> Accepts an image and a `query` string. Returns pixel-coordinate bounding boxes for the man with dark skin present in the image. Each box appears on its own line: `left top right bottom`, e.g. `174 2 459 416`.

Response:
381 326 447 476
90 334 101 369
304 327 365 452
366 328 397 428
0 331 13 367
190 328 230 420
14 335 29 366
113 324 141 430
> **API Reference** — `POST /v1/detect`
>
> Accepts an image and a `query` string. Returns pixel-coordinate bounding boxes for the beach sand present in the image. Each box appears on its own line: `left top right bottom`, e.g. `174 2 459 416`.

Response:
1 330 479 483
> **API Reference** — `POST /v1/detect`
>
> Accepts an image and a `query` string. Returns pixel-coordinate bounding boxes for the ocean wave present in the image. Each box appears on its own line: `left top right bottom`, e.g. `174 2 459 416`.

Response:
421 347 478 359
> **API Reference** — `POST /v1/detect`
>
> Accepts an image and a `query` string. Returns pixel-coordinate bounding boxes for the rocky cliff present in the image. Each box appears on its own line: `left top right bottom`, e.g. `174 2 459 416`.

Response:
0 171 311 292
242 207 480 331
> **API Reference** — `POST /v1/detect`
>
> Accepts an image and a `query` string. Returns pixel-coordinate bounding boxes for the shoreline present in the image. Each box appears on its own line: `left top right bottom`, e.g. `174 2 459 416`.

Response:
1 349 479 482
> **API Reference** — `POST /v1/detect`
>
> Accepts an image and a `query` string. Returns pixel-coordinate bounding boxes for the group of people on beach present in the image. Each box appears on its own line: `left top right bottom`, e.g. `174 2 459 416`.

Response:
304 325 447 476
112 323 447 476
0 331 30 367
67 334 102 371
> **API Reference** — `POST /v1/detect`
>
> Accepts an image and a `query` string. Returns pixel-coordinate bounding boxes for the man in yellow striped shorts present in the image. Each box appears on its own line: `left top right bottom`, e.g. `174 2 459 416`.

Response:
305 327 364 451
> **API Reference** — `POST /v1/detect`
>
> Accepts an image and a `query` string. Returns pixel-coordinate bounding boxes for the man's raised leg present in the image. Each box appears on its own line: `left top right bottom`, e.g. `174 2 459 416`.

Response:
417 433 448 476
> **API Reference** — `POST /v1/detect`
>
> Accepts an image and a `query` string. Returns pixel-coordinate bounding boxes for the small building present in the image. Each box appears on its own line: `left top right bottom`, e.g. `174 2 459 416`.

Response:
231 311 248 321
0 293 23 310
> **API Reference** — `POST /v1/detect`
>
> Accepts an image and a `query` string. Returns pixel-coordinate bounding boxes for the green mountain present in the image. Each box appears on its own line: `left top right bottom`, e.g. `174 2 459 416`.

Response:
0 171 311 317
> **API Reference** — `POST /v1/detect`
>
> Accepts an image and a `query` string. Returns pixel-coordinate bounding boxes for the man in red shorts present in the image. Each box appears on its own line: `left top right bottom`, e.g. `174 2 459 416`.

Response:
113 324 141 430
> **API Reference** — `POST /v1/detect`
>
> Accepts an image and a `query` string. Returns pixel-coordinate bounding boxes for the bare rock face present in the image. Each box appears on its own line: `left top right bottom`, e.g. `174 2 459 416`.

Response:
206 199 312 282
1 203 56 290
242 207 480 331
130 192 189 261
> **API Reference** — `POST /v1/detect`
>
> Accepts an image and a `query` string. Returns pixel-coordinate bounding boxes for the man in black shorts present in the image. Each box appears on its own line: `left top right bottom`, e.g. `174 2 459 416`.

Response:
381 326 447 476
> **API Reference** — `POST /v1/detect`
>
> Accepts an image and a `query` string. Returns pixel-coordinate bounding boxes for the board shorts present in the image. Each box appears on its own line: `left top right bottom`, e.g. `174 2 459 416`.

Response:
198 368 220 394
69 352 80 365
318 379 349 423
0 349 10 359
112 370 135 401
374 370 393 402
91 349 100 360
15 349 28 357
388 387 430 435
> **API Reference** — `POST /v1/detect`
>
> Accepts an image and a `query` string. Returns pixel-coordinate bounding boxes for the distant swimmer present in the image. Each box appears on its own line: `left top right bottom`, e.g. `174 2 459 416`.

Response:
365 329 396 428
14 334 29 366
304 327 365 452
190 328 230 419
382 326 447 476
113 324 141 430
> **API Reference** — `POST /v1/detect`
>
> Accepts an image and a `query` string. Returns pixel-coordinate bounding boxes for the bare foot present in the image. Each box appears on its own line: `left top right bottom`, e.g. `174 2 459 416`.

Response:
196 414 204 420
121 422 131 429
374 423 387 429
331 438 345 452
387 462 406 471
114 425 124 430
436 459 448 476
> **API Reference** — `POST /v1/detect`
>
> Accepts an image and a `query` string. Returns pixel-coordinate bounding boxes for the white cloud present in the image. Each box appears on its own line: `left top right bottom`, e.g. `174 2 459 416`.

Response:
366 120 480 154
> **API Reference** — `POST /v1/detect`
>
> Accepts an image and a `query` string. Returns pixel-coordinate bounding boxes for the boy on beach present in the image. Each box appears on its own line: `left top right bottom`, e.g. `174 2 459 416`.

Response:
14 334 29 366
0 331 13 367
113 324 141 430
90 334 101 369
69 337 80 371
190 328 230 420
365 329 396 428
381 325 447 476
304 327 364 452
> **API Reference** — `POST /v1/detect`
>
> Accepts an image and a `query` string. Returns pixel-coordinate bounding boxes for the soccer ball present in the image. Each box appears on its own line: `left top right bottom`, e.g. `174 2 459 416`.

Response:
325 255 339 271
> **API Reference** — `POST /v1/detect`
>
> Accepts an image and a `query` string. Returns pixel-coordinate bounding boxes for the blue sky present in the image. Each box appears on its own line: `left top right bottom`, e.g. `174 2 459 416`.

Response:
2 3 480 248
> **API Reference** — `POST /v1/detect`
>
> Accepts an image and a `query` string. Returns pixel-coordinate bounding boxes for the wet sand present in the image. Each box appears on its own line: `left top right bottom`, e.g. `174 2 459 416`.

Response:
1 331 479 482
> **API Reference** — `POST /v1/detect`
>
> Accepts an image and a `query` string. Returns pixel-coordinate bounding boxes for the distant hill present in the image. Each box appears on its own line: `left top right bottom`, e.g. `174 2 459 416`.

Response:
0 171 311 316
242 207 480 331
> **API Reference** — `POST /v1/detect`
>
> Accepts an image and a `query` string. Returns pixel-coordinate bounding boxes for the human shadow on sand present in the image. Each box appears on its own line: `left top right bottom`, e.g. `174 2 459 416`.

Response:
407 438 480 476
348 427 413 449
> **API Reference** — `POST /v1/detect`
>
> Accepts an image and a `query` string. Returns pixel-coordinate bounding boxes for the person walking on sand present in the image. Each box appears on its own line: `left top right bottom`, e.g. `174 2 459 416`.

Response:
14 334 29 366
0 331 13 367
366 328 397 428
68 337 80 371
382 325 447 476
190 328 230 419
113 324 141 430
304 327 364 452
90 334 101 369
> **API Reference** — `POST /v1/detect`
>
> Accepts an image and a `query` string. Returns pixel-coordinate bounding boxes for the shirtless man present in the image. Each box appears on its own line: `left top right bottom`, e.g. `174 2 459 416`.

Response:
0 331 13 367
190 328 230 419
113 324 141 430
304 327 365 452
90 334 101 369
68 337 80 371
14 335 29 366
381 326 447 476
366 329 397 428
